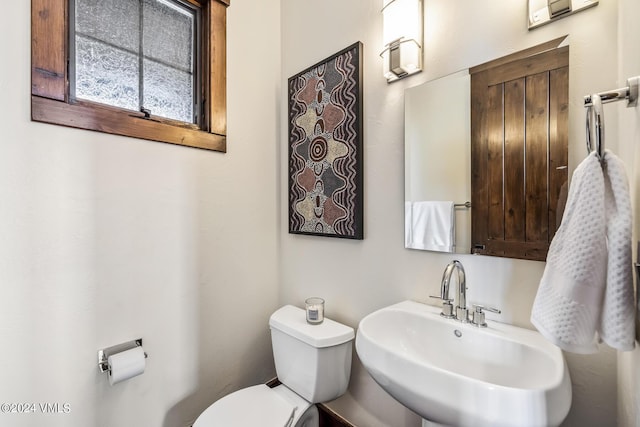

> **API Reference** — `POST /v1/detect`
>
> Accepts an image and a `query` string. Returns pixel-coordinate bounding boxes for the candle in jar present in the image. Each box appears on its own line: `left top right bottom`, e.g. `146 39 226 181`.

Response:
305 297 324 324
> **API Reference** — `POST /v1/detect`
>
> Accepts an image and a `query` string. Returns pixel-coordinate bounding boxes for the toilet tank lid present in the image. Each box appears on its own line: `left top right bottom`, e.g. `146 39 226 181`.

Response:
269 305 355 348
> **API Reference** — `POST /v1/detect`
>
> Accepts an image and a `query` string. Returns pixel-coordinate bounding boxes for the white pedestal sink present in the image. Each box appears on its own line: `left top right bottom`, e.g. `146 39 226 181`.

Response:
355 300 571 427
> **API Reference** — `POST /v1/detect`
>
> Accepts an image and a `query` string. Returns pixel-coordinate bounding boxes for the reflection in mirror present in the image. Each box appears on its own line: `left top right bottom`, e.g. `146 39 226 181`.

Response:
528 0 598 29
469 41 569 261
403 38 569 260
404 71 471 253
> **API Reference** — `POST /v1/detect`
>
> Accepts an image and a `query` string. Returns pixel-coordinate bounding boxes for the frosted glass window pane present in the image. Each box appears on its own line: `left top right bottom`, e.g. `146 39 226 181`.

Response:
75 0 140 53
75 36 140 111
73 0 197 124
143 59 193 123
143 0 194 71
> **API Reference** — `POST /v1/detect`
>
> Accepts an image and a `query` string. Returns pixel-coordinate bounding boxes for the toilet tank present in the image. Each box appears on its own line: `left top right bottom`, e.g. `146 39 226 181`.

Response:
269 305 355 403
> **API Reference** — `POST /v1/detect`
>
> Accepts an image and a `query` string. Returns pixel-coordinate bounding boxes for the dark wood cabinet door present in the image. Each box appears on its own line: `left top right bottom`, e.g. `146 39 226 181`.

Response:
470 43 569 261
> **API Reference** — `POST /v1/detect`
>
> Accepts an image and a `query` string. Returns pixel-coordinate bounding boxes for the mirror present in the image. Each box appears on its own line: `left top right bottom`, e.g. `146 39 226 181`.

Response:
404 70 471 254
404 39 569 260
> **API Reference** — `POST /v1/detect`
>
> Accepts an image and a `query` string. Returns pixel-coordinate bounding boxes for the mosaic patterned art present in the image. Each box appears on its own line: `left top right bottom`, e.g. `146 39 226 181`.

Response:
288 43 363 239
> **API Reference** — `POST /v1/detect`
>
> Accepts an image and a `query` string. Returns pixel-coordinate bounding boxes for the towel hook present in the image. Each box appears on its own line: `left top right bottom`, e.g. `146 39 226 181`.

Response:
585 94 604 159
585 104 592 154
593 93 604 159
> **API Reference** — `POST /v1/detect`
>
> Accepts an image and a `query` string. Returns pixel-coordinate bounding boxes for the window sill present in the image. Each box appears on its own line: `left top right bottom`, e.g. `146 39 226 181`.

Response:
31 95 226 152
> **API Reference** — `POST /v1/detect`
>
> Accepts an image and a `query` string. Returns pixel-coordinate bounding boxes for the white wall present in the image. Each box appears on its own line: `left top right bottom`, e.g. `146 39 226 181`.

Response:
617 0 640 424
280 1 628 426
2 1 637 426
0 1 281 426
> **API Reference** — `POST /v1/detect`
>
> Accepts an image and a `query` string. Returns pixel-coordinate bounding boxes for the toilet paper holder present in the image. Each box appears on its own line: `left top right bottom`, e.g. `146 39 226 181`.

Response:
98 338 148 373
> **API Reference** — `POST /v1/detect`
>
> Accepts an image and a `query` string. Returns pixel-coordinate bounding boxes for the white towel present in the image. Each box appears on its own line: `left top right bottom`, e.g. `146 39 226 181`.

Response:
531 150 636 353
600 150 635 351
531 152 606 354
406 201 455 253
405 201 413 248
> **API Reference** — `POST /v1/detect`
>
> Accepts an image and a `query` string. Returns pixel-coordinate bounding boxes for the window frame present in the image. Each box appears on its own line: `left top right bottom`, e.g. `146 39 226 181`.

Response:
31 0 229 152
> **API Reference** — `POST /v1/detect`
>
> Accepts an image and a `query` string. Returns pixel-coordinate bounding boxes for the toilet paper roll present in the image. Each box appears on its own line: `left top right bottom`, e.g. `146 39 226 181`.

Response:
108 346 146 386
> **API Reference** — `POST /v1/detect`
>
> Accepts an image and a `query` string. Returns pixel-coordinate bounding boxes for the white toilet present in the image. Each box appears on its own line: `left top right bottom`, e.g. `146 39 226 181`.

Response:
193 305 355 427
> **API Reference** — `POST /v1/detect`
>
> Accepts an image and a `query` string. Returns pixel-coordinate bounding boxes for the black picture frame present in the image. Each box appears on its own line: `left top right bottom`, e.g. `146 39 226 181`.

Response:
287 42 364 240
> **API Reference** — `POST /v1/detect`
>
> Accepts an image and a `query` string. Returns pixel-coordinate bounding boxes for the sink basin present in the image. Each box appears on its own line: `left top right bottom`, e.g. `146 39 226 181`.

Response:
355 300 571 427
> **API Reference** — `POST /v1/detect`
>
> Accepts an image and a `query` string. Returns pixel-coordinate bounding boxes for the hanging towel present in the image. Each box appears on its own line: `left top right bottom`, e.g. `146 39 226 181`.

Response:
405 201 413 248
531 152 607 354
406 201 455 252
599 150 635 351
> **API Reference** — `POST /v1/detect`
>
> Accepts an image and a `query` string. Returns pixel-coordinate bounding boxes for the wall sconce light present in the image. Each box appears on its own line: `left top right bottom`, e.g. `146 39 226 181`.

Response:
528 0 598 29
380 0 423 83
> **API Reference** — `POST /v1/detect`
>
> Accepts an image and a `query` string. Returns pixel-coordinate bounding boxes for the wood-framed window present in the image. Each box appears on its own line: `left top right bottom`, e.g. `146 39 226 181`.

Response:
31 0 229 152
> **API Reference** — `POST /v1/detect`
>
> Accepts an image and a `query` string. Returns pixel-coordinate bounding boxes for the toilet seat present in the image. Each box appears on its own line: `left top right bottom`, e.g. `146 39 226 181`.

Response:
193 384 308 427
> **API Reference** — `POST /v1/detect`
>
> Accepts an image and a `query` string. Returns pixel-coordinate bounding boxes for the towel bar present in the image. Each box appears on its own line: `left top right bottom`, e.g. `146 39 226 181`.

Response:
584 76 639 159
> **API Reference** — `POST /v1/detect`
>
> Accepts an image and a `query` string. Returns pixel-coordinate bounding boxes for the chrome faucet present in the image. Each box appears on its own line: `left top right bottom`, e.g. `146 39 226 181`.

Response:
432 260 469 323
431 260 502 326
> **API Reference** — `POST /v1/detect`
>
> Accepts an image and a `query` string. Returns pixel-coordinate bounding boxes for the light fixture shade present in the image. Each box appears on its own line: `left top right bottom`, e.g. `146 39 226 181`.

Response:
381 0 423 82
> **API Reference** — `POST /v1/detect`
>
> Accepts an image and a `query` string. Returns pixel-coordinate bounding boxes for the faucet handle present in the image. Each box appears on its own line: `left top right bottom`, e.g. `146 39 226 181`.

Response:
429 295 453 302
429 295 455 318
470 304 501 327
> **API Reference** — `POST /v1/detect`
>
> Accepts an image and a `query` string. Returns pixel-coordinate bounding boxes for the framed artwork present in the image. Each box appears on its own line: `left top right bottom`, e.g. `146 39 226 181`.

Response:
288 42 364 239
